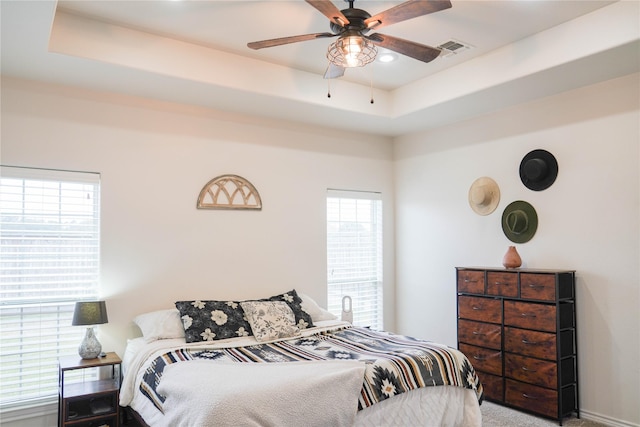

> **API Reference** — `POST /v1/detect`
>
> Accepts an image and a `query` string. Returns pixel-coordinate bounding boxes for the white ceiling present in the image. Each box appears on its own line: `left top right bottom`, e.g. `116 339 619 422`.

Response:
1 0 638 137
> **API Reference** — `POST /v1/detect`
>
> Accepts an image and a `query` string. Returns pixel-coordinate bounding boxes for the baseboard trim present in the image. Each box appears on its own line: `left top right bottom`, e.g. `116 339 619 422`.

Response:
581 409 639 427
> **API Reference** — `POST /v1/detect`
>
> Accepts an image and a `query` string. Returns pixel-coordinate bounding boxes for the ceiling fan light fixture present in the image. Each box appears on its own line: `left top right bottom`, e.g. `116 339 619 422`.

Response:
327 34 377 68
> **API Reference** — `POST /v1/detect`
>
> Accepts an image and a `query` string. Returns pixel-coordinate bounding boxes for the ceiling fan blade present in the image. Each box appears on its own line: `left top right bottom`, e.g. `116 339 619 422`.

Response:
364 0 452 30
248 32 336 50
367 33 442 63
306 0 350 27
324 63 345 79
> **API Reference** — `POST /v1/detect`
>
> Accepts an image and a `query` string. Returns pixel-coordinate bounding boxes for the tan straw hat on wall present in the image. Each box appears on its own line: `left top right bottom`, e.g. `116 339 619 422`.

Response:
468 177 500 216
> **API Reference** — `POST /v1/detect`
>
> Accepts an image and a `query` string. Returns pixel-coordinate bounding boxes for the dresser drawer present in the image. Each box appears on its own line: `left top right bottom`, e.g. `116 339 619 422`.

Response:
520 273 556 301
458 296 502 323
505 327 556 360
504 300 556 332
478 372 503 402
458 319 501 350
505 353 557 389
487 271 518 297
505 379 558 419
457 270 485 294
459 343 502 376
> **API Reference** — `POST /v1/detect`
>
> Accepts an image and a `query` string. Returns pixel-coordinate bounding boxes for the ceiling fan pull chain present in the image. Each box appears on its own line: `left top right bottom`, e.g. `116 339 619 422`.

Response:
370 67 375 104
327 76 332 98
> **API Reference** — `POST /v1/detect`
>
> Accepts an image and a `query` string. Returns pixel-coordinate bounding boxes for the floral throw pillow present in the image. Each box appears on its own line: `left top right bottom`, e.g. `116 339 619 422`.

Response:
266 289 314 330
175 300 252 343
240 301 300 342
175 289 314 343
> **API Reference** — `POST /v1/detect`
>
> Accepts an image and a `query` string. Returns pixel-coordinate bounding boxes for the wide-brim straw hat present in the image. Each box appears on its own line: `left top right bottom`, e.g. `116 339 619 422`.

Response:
502 200 538 243
469 177 500 216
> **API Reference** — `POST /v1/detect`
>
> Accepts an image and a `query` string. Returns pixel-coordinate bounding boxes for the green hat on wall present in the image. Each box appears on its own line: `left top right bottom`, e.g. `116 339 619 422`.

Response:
502 200 538 243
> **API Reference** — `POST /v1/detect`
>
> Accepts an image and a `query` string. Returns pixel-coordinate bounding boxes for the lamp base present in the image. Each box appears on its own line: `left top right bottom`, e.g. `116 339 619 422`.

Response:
78 327 102 359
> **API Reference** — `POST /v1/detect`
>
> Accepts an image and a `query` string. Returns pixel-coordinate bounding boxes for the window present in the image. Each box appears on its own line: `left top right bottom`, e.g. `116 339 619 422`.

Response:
326 190 382 329
0 166 101 411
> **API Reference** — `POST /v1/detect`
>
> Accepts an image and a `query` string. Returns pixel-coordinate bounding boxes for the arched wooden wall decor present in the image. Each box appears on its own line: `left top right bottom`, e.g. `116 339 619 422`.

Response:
197 174 262 210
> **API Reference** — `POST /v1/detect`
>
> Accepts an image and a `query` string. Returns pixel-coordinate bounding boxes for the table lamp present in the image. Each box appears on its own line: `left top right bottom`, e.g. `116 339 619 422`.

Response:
72 301 108 359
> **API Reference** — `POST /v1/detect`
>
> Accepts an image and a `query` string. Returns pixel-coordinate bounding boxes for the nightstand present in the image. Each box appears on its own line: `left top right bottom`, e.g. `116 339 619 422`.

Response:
58 352 121 427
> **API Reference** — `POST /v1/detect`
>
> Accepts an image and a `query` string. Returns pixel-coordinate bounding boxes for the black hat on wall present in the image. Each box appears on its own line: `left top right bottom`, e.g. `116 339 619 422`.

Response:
519 149 558 191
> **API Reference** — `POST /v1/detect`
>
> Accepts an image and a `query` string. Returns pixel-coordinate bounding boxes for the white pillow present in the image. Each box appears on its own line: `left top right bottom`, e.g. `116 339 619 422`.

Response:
298 292 338 322
134 309 185 342
240 301 300 342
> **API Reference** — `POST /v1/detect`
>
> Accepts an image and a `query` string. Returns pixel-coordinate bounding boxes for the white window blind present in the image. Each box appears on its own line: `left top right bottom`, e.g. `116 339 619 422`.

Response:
327 190 382 329
0 166 101 411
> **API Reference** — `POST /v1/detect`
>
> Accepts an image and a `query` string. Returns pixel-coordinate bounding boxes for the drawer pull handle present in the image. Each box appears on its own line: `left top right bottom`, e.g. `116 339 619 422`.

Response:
521 339 538 345
521 366 537 372
472 331 485 336
473 355 486 361
464 279 478 283
520 313 537 318
522 393 540 400
472 306 483 311
528 284 544 289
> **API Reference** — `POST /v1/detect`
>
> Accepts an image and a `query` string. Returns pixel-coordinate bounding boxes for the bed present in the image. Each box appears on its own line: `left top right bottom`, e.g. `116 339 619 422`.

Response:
120 290 483 427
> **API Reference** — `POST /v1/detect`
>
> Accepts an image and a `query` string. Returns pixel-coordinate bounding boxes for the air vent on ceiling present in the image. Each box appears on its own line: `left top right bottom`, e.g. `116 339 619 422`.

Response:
437 39 473 58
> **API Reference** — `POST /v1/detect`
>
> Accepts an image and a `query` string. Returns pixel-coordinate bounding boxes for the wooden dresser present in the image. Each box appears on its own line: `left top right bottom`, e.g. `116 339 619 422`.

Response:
456 267 579 425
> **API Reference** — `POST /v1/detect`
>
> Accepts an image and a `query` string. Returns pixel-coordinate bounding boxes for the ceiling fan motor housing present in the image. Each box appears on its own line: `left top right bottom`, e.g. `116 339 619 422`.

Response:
330 8 373 35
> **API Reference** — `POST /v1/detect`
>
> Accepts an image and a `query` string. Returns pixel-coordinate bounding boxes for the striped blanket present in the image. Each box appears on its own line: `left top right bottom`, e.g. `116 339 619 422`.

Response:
140 325 483 413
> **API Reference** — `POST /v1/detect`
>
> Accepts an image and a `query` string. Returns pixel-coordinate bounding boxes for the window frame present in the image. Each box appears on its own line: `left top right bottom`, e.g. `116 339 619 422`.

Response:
326 189 383 329
0 165 101 414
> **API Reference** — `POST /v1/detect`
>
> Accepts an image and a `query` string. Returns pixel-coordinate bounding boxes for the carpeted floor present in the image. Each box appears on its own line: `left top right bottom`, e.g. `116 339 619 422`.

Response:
481 401 607 427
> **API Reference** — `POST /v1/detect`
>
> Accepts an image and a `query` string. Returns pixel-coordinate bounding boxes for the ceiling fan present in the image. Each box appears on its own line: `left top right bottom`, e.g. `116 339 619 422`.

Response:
247 0 452 79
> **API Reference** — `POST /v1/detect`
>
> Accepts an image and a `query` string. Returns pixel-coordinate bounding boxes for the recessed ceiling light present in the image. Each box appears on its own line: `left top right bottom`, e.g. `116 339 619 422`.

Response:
377 52 397 63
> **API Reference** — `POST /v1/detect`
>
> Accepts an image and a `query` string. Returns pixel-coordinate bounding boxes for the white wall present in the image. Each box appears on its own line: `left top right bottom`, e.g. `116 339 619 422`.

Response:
2 73 639 427
0 77 396 356
394 73 640 426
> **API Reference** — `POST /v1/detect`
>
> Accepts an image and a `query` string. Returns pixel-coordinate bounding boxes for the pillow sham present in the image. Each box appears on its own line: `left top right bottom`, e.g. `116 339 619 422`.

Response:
297 291 338 322
175 300 252 343
266 289 315 330
240 300 300 342
133 309 185 343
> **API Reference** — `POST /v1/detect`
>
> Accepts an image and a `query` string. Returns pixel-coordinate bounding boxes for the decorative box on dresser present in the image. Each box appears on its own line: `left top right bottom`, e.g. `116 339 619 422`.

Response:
456 267 579 425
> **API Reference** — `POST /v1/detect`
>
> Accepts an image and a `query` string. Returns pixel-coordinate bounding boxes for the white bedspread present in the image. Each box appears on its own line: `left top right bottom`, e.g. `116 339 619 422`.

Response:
120 320 353 408
121 320 483 427
156 360 366 427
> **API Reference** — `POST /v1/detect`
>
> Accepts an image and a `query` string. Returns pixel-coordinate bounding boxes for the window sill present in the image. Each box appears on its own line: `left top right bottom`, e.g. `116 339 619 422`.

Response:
0 400 57 424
